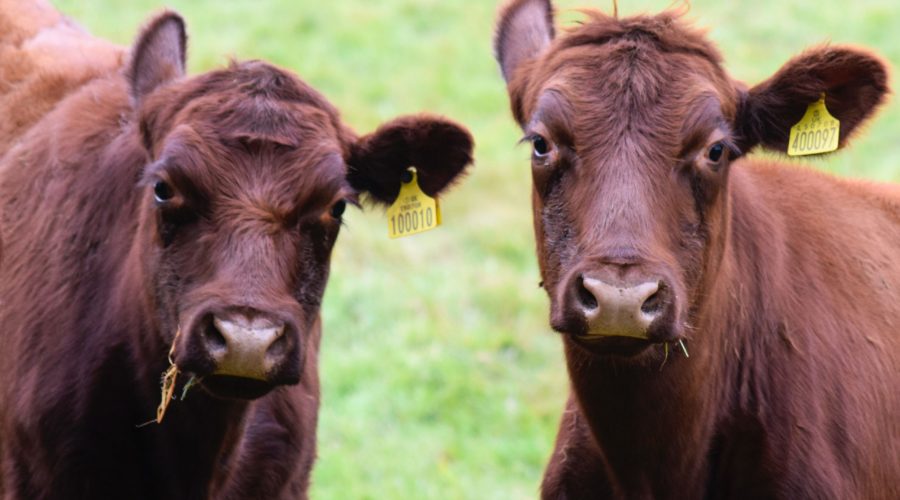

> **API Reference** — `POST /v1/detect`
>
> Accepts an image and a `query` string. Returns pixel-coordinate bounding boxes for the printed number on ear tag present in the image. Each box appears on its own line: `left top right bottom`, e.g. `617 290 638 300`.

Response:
387 168 441 239
788 94 840 156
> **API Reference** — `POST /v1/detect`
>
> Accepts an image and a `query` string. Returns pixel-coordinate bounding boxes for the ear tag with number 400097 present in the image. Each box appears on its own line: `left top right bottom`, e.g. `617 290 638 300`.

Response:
788 94 840 156
386 168 441 239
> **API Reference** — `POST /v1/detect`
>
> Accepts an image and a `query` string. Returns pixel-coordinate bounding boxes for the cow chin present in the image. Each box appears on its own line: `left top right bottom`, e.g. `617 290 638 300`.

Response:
200 375 279 400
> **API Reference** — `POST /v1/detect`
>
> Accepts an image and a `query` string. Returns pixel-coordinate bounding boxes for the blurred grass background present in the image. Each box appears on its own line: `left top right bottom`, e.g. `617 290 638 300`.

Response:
50 0 900 498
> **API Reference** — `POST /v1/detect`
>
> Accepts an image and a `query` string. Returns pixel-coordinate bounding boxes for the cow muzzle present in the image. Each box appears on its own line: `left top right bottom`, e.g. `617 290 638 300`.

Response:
207 314 286 380
578 277 662 339
178 308 302 399
553 266 680 347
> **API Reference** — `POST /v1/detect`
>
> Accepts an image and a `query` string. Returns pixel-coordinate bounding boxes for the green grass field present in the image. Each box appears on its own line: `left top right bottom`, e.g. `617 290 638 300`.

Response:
51 1 900 498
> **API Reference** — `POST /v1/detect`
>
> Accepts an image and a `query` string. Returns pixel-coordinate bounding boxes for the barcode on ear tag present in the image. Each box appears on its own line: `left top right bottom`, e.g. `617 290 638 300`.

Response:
788 95 840 156
386 168 440 239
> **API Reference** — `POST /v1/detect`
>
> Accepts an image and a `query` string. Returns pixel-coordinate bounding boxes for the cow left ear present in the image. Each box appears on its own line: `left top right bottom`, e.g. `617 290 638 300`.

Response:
736 46 889 154
346 115 474 204
127 11 187 105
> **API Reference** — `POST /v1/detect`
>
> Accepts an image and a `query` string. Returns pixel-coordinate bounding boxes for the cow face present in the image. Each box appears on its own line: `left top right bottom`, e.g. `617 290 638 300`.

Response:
495 0 887 358
130 13 472 399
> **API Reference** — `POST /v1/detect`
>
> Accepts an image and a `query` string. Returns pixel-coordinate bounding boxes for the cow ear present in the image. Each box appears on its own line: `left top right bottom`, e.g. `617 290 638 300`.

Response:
346 115 474 205
494 0 555 83
736 46 889 154
127 11 187 105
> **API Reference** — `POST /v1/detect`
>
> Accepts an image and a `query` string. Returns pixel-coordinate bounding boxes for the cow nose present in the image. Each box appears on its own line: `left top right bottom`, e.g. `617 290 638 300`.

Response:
575 275 664 339
203 313 288 380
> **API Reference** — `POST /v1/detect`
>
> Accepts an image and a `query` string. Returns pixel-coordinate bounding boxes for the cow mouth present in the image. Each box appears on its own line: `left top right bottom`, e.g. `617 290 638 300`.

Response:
565 306 684 357
200 375 274 400
570 321 683 357
571 334 656 356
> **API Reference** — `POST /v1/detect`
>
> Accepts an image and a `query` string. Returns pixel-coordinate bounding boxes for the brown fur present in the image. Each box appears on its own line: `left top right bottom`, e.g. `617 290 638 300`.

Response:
0 0 124 157
495 2 899 498
0 6 472 499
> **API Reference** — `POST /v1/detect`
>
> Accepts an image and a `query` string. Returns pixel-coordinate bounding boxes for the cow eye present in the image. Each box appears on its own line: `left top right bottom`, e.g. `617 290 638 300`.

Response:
153 180 174 203
330 199 347 219
707 142 726 163
532 135 551 158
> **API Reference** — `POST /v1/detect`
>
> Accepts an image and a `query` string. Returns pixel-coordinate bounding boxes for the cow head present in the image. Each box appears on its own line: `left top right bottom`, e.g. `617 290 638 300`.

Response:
495 1 888 358
129 12 473 398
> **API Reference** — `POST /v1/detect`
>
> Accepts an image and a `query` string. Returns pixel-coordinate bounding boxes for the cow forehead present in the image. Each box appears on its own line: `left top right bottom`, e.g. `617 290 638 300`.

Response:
519 10 735 138
550 10 724 71
532 67 729 162
149 60 347 154
150 63 350 204
176 94 342 148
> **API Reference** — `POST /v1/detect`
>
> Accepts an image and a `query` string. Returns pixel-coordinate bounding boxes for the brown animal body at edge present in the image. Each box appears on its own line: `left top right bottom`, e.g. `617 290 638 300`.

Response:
495 1 899 498
0 4 473 499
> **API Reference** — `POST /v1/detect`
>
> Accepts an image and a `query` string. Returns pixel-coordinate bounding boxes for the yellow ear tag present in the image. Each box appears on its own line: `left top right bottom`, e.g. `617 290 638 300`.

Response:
386 168 440 239
788 94 840 156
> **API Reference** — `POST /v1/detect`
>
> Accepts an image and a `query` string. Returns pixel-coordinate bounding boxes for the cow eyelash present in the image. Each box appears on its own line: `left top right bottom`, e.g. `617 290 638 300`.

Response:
719 138 741 157
331 197 359 227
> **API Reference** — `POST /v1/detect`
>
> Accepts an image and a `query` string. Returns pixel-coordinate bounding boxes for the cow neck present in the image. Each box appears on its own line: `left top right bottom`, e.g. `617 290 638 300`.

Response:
560 164 781 495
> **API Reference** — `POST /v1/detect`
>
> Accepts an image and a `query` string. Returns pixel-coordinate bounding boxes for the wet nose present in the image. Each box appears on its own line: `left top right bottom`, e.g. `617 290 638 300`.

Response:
575 275 664 339
203 313 288 380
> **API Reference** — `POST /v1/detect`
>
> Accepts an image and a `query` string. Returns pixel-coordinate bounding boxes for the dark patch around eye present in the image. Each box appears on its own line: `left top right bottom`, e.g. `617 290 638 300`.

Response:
689 173 709 229
294 219 339 308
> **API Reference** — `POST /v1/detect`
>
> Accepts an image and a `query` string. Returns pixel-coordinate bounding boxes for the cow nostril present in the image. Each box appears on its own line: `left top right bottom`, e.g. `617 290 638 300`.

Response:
203 320 227 350
576 275 598 311
641 291 661 314
266 330 288 358
640 282 666 316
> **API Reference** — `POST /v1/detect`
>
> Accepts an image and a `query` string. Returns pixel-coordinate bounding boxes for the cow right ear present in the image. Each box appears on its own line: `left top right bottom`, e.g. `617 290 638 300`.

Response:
494 0 555 83
736 46 889 154
127 11 187 105
345 115 474 205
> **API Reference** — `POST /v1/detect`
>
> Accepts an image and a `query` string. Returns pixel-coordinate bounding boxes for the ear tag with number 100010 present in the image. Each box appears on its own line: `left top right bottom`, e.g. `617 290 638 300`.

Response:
788 94 840 156
387 167 440 239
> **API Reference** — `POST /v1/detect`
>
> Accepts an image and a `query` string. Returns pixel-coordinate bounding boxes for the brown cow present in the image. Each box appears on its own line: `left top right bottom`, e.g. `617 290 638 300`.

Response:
0 6 472 499
495 1 899 498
